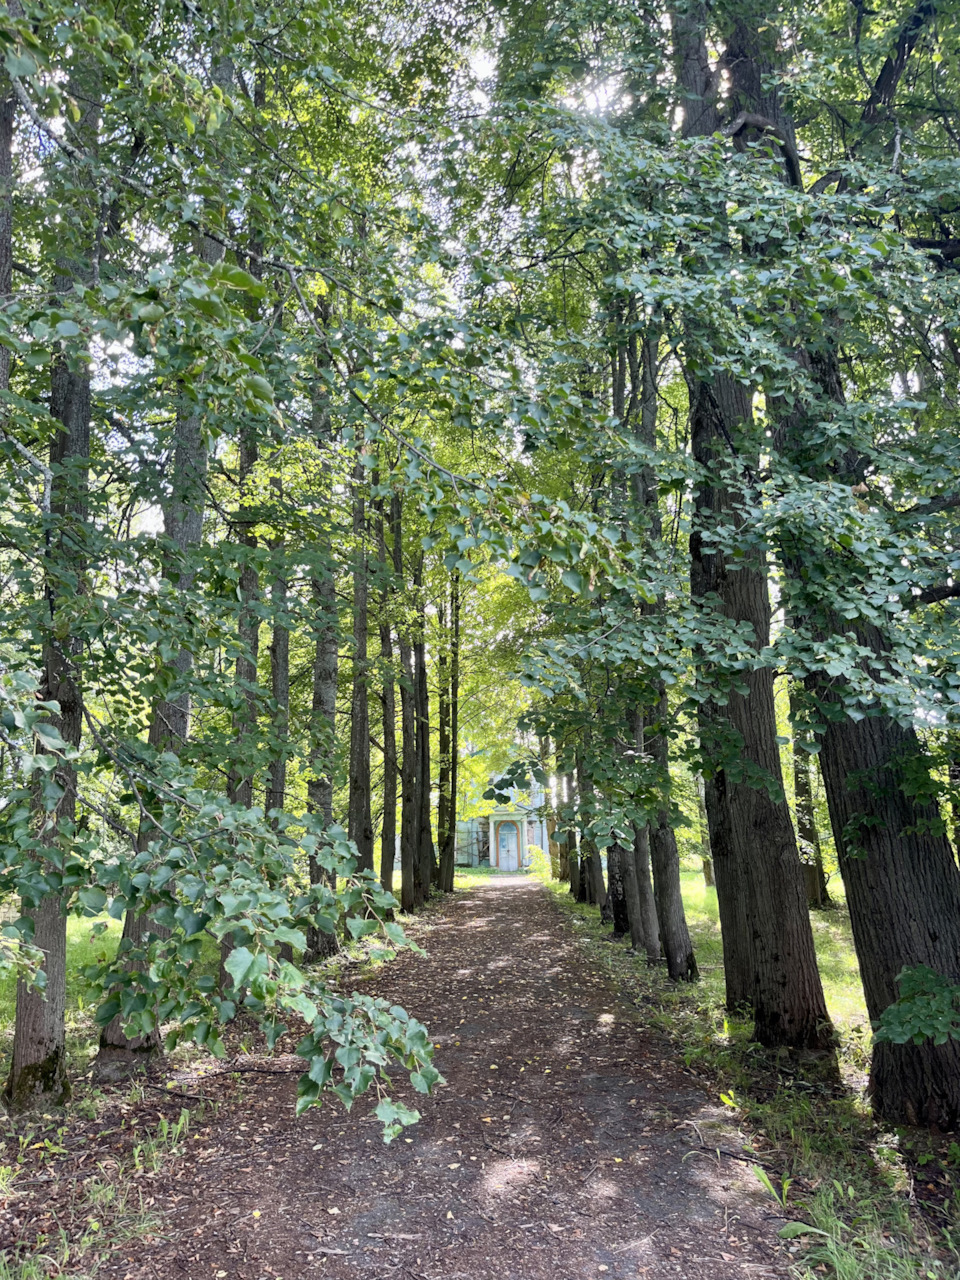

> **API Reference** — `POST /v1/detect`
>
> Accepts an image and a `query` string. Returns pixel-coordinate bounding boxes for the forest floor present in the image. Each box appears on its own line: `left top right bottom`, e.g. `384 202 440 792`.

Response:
52 876 792 1280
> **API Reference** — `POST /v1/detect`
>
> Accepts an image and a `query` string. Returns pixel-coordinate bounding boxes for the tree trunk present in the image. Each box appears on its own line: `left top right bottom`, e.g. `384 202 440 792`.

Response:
221 418 259 992
392 496 420 912
414 574 435 895
696 776 714 887
95 357 211 1076
813 639 960 1126
437 595 451 886
7 62 97 1108
569 842 582 900
587 843 606 909
304 570 340 962
624 335 697 979
790 686 831 909
303 322 340 961
646 699 698 981
576 755 607 911
442 570 463 890
347 457 374 871
632 825 662 965
439 572 460 892
617 836 646 954
606 844 630 937
377 503 397 895
265 479 290 822
676 2 832 1050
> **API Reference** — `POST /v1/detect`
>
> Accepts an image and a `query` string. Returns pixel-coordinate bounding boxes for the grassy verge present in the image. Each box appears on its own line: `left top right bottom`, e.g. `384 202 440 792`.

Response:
542 870 960 1280
0 1090 202 1279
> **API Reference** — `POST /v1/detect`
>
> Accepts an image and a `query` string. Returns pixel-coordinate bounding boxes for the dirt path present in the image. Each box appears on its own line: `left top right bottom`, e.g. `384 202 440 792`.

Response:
111 878 791 1280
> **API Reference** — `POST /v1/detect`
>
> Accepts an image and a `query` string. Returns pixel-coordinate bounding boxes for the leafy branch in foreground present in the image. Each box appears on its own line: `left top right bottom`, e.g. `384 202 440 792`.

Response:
0 679 440 1139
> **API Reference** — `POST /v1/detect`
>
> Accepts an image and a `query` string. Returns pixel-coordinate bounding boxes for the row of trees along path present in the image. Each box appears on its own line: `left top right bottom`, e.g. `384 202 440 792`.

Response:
4 0 960 1200
95 878 790 1280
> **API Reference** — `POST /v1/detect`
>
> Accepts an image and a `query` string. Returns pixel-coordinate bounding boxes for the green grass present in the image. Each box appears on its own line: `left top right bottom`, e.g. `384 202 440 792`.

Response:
0 914 123 1077
452 865 498 888
679 869 869 1034
541 867 960 1280
0 914 123 1030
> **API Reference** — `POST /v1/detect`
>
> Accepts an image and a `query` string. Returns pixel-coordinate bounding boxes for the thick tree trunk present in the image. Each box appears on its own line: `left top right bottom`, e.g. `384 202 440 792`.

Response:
722 0 960 1109
7 356 86 1112
7 64 95 1108
813 640 960 1126
347 459 374 871
11 541 84 1107
676 2 832 1050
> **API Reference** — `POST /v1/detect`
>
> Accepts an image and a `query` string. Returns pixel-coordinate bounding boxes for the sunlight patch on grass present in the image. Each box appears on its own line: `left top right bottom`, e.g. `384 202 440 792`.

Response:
0 913 122 1033
677 869 868 1032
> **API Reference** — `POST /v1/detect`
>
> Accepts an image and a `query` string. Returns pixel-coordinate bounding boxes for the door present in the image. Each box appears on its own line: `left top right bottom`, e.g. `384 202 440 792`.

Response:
497 821 519 872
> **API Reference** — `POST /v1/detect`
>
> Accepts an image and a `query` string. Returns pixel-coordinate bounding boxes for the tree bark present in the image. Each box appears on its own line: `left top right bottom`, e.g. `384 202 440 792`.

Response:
790 690 832 909
437 595 451 886
576 755 607 911
95 334 212 1074
646 698 698 981
265 478 290 822
8 83 98 1105
392 495 420 912
676 7 832 1048
440 571 460 892
696 776 714 887
347 455 374 871
414 569 435 894
376 501 397 895
440 576 463 896
606 844 630 937
813 632 960 1125
617 836 646 954
304 569 340 962
632 824 661 965
569 842 582 900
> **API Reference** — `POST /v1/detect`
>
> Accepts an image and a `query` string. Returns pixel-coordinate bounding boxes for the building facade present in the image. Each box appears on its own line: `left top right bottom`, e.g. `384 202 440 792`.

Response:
454 783 548 871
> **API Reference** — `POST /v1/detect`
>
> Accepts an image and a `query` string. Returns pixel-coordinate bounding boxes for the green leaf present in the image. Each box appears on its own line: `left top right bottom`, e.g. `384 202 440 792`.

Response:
223 945 256 990
778 1222 830 1240
79 886 107 915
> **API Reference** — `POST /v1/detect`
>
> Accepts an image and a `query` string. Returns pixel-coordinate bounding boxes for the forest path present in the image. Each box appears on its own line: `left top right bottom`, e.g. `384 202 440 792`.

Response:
117 878 791 1280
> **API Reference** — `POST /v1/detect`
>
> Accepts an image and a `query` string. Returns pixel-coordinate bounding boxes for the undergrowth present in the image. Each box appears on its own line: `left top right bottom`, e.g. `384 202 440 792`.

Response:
0 1094 198 1279
543 875 960 1280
